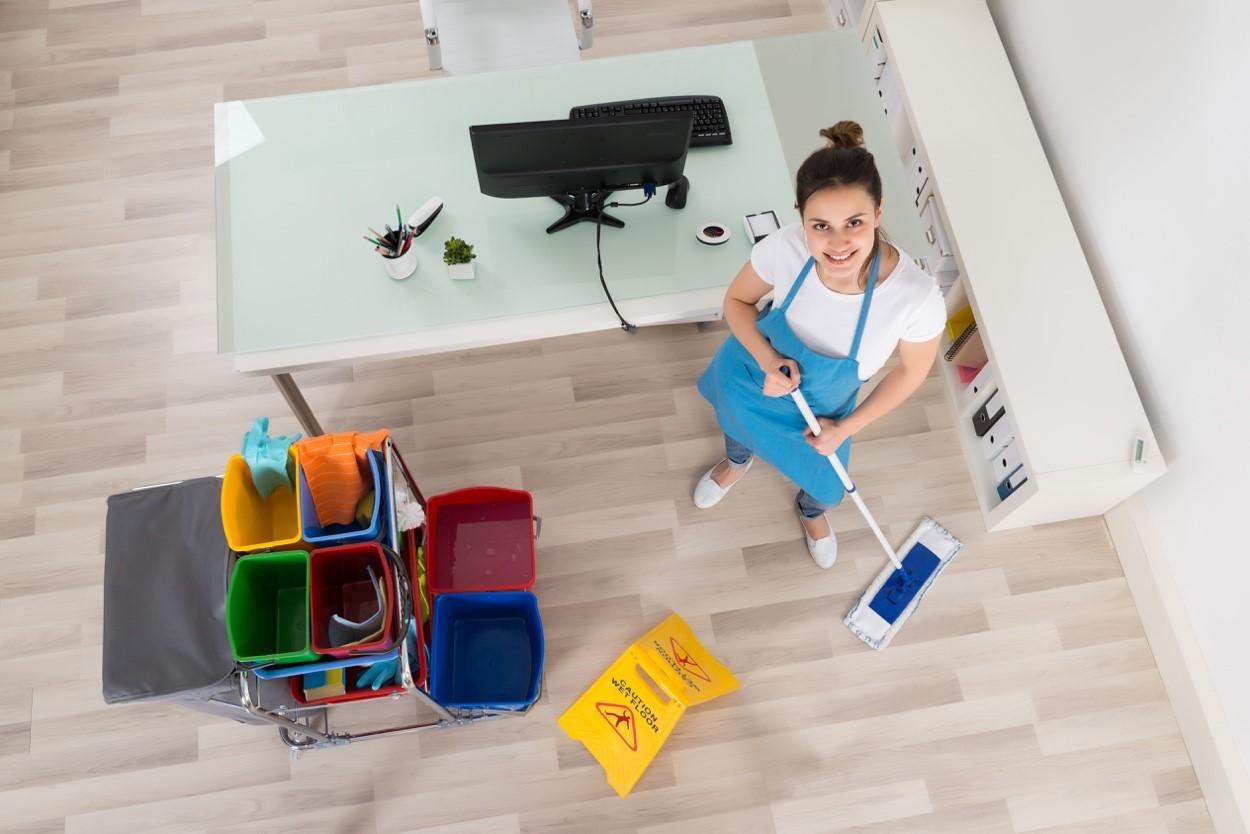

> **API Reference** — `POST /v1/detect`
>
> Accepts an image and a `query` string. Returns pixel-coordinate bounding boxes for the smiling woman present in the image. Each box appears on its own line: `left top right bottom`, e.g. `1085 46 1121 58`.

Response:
799 120 886 289
693 120 946 569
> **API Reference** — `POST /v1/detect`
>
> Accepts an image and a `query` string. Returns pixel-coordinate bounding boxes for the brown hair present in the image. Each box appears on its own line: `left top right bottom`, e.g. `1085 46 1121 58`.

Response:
796 120 886 288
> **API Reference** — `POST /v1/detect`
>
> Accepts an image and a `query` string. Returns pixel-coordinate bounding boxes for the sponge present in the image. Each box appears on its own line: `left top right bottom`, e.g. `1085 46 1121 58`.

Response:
303 668 345 701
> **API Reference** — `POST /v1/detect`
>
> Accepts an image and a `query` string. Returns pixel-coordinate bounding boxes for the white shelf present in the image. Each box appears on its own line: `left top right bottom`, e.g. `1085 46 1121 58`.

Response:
866 0 1165 531
934 328 1033 518
937 278 990 422
936 348 1039 520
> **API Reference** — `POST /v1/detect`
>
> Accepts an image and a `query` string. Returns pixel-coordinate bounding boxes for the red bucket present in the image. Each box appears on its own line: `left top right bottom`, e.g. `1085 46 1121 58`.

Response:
425 487 536 596
309 542 396 658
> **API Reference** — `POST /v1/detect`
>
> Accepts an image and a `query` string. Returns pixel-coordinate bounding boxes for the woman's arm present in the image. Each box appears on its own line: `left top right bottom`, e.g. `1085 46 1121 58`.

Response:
804 335 941 455
723 260 802 396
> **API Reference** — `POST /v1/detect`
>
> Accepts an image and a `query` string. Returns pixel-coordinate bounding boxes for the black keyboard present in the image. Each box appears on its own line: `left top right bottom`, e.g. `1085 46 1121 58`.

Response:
569 95 732 147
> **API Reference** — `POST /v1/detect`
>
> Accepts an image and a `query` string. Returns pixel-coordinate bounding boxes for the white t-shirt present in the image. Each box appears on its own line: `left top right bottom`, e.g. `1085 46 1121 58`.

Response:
750 222 946 380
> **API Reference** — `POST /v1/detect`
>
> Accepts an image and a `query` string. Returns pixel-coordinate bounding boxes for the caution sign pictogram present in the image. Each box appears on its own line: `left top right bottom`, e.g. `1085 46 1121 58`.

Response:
669 636 712 682
595 702 638 751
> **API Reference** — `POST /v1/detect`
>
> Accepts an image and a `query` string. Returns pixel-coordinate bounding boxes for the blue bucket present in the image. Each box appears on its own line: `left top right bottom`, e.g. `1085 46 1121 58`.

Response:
299 449 387 546
430 591 544 710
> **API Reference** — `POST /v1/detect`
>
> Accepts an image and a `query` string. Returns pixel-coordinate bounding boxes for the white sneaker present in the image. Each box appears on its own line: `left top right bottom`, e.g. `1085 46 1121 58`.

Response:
692 458 753 509
798 508 838 569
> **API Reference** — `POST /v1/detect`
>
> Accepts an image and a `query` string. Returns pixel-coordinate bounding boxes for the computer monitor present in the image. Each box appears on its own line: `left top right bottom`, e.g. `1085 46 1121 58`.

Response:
469 113 693 234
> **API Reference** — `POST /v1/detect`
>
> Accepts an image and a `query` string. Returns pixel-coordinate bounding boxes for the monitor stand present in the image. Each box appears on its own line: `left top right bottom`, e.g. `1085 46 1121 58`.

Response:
546 192 625 234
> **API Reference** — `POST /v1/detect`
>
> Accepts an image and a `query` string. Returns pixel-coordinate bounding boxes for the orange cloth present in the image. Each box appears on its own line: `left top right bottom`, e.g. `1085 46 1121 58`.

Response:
297 430 389 527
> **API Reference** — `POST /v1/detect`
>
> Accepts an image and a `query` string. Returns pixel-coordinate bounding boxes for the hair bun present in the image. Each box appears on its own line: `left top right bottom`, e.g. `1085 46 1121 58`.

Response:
820 120 865 150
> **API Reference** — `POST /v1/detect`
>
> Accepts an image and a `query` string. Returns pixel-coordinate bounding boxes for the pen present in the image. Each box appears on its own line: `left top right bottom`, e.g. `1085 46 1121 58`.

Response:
396 204 403 230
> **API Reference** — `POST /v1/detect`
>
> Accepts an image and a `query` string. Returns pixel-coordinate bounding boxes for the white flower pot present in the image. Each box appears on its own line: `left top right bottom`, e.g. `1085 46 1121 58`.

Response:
447 262 475 280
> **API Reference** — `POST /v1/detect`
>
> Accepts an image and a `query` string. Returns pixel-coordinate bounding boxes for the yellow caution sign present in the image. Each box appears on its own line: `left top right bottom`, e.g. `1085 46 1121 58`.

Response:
558 613 739 797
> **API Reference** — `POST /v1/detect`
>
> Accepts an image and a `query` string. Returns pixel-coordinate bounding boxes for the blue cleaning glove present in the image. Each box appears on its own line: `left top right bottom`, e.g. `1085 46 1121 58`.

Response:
356 620 419 691
356 656 398 691
241 417 300 499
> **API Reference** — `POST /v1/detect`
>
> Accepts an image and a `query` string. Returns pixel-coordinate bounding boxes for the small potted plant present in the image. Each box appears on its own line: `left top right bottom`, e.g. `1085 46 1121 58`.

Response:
443 236 476 280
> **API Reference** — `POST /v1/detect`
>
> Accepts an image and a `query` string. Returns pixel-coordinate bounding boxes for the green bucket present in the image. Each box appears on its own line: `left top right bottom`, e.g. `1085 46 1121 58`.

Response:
226 550 320 665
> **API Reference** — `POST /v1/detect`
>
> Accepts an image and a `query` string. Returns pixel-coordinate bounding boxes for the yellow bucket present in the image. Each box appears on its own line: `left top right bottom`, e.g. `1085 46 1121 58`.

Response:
220 446 302 553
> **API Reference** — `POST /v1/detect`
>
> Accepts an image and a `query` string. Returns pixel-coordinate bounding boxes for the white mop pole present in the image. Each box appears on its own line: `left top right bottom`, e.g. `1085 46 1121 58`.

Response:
788 388 904 572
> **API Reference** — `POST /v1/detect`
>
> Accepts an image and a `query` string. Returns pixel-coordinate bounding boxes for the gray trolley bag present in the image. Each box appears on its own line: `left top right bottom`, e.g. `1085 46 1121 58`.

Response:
102 477 267 724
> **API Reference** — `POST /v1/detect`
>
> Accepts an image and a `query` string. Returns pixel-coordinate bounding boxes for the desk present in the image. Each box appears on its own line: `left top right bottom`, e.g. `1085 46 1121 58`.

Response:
215 30 925 434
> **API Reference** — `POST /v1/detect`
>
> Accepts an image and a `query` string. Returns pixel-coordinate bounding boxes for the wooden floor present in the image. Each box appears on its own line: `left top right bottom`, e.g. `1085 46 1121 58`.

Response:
0 1 1216 832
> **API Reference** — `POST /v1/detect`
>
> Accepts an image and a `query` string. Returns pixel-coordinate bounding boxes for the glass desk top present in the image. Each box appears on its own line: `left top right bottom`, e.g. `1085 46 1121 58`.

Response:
216 31 925 361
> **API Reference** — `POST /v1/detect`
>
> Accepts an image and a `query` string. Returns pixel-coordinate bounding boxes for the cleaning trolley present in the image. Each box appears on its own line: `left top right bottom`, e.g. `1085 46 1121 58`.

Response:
101 430 544 752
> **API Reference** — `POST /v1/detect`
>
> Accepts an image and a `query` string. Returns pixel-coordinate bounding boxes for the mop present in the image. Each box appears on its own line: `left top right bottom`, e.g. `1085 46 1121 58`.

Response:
788 386 961 650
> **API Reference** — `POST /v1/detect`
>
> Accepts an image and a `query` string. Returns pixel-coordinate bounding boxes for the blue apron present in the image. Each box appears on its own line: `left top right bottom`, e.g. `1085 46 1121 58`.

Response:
696 249 881 506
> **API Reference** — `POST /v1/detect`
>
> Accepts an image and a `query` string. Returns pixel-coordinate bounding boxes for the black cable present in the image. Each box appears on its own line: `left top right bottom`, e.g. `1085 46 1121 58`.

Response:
607 195 653 208
595 203 636 333
594 191 654 333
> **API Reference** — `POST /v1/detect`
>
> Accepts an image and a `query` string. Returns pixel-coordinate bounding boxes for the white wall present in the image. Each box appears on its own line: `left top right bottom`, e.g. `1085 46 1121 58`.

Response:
984 0 1250 822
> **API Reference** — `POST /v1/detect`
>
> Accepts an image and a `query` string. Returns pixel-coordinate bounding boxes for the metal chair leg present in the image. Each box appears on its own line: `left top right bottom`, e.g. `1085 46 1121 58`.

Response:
577 0 594 50
419 0 443 70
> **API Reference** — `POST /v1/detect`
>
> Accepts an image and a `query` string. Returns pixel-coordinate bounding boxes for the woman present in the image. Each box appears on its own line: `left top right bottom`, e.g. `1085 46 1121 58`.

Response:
694 120 946 568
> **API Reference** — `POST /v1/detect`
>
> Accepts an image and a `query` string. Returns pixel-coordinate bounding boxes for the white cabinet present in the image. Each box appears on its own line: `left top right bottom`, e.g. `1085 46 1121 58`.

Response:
863 0 1165 531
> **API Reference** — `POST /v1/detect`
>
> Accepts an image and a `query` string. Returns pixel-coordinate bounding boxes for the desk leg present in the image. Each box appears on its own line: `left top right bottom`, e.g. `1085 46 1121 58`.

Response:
272 373 324 436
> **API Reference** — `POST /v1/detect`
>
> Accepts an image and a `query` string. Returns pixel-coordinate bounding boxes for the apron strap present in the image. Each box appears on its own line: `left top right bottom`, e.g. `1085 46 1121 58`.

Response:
847 246 883 361
776 257 816 314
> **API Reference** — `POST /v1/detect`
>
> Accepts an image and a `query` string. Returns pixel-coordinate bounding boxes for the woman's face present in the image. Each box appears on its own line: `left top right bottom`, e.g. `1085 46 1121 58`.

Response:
801 185 881 282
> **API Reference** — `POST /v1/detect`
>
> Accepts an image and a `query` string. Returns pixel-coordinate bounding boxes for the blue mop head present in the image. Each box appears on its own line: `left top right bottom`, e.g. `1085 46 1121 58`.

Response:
845 516 961 651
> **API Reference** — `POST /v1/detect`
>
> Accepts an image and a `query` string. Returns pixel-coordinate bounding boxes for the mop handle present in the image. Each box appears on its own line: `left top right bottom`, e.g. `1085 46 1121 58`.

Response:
787 385 904 572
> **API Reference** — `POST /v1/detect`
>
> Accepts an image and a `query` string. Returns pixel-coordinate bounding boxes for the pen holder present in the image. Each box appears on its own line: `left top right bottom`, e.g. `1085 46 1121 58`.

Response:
382 246 418 281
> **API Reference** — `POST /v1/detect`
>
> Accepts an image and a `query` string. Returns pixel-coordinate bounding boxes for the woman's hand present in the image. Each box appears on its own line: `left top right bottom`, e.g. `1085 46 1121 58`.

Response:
804 417 853 456
760 355 800 397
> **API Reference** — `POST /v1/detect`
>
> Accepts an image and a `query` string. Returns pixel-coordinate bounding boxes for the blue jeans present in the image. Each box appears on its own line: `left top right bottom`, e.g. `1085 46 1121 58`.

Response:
724 434 828 519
